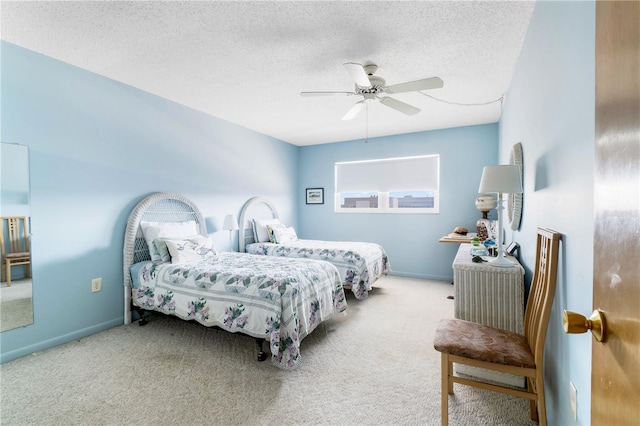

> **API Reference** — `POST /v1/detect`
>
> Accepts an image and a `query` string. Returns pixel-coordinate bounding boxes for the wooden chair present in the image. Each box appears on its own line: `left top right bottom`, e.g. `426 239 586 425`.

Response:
1 216 32 287
433 228 561 426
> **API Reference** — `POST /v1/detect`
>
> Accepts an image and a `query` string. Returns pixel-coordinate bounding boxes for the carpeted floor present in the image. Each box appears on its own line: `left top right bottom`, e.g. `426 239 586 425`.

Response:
0 276 536 425
0 279 32 302
0 298 33 332
0 279 33 332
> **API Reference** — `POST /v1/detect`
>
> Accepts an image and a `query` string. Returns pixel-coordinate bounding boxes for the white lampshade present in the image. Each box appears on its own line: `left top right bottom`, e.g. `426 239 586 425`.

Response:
477 164 523 268
222 214 239 231
478 165 523 194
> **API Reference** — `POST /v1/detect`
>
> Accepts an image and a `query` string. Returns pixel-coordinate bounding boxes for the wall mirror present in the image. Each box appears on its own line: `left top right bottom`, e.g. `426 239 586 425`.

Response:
1 142 33 332
508 142 524 231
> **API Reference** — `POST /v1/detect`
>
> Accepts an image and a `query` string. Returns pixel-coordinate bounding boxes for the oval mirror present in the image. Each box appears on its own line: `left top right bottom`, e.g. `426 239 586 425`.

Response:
508 142 524 231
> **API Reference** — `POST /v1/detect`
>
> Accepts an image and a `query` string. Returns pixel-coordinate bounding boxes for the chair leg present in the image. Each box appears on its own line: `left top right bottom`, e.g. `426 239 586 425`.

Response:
528 379 538 421
447 359 453 395
441 353 450 426
536 374 547 426
26 262 31 279
6 261 11 287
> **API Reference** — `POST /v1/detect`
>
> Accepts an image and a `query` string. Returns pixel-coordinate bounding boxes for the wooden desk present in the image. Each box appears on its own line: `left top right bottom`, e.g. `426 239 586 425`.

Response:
438 235 475 243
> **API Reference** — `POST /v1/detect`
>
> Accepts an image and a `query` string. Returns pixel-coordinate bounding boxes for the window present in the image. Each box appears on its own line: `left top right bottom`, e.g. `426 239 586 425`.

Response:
335 155 439 214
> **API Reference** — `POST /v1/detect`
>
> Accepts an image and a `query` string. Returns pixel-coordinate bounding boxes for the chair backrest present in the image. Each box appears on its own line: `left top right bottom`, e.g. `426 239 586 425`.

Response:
0 216 30 256
524 227 562 366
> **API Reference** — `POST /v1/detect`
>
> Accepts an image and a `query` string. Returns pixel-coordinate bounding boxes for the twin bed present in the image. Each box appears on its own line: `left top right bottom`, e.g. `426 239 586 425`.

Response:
123 193 389 370
123 193 347 369
238 196 390 299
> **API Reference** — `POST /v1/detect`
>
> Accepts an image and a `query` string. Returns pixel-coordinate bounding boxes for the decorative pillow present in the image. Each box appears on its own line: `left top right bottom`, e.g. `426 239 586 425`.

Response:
140 221 199 262
154 236 199 263
252 218 281 243
267 223 298 244
164 236 217 264
154 239 171 263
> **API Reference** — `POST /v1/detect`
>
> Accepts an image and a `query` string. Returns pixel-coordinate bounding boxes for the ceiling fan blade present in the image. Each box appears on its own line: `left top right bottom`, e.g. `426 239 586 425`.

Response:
341 101 366 120
300 91 356 97
379 97 421 116
385 77 444 94
343 62 371 87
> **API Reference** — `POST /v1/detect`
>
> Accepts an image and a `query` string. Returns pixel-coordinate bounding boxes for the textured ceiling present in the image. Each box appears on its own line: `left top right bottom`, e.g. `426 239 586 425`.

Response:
1 1 535 146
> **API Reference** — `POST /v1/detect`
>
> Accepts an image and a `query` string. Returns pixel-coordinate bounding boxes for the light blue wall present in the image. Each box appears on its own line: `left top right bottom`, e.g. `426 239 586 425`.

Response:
0 41 299 362
500 2 595 425
297 124 499 280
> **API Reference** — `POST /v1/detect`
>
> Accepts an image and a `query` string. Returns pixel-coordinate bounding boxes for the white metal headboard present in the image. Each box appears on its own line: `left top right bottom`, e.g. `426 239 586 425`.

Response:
122 192 207 324
238 196 279 253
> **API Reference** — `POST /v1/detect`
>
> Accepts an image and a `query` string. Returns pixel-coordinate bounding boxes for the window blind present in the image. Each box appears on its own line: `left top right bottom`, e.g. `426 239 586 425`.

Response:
335 155 439 192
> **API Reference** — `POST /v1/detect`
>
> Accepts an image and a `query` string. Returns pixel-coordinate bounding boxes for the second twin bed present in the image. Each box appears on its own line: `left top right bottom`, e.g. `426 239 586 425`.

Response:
239 196 390 299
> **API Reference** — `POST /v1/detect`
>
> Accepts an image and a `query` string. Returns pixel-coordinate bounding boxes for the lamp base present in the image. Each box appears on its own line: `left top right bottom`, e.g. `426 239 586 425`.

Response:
228 232 234 252
488 255 516 268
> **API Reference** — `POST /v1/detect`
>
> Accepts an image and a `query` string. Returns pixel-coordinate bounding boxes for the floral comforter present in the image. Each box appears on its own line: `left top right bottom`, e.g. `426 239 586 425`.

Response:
245 240 391 299
131 252 347 369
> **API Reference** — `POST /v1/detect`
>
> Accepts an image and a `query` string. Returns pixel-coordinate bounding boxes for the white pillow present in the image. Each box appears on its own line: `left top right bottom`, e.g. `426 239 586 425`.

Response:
267 223 298 244
140 221 199 262
252 218 281 243
165 236 217 264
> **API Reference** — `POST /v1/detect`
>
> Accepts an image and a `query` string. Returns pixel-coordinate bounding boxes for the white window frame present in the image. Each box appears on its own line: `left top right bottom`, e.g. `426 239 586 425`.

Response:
334 155 440 214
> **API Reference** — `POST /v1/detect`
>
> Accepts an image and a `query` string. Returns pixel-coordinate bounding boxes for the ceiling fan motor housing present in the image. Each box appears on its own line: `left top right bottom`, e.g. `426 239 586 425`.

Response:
356 75 386 95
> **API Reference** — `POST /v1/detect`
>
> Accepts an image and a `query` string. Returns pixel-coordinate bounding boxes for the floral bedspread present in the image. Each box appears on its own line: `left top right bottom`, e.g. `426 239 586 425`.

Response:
245 240 391 299
132 252 347 369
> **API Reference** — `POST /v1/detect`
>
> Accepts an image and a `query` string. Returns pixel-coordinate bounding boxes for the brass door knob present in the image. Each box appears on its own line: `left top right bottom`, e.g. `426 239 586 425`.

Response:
562 309 606 342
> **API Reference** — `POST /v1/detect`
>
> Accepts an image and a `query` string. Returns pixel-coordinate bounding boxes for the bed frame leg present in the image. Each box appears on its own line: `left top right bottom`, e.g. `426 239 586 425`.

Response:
133 306 149 326
255 338 267 362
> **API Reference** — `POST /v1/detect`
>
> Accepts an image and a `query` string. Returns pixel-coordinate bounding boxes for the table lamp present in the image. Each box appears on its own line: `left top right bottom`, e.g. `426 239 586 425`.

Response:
478 165 523 267
222 214 239 252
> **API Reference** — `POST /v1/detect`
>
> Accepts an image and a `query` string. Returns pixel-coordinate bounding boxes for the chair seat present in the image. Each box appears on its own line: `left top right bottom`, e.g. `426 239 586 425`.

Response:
433 318 535 369
5 252 30 260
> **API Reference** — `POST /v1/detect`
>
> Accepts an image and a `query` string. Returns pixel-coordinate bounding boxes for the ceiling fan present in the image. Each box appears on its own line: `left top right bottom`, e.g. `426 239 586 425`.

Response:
300 62 444 120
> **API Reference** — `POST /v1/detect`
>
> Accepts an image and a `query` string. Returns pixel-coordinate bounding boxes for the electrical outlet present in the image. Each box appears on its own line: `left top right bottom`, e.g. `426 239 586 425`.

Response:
91 278 102 292
570 381 577 421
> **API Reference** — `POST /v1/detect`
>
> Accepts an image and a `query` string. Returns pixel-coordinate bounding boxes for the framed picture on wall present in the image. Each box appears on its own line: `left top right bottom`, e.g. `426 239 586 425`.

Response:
306 188 324 204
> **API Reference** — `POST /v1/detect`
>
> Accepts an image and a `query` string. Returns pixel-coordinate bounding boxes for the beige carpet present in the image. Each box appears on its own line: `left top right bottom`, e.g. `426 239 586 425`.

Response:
0 279 32 302
0 279 33 332
0 276 536 425
0 298 33 332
